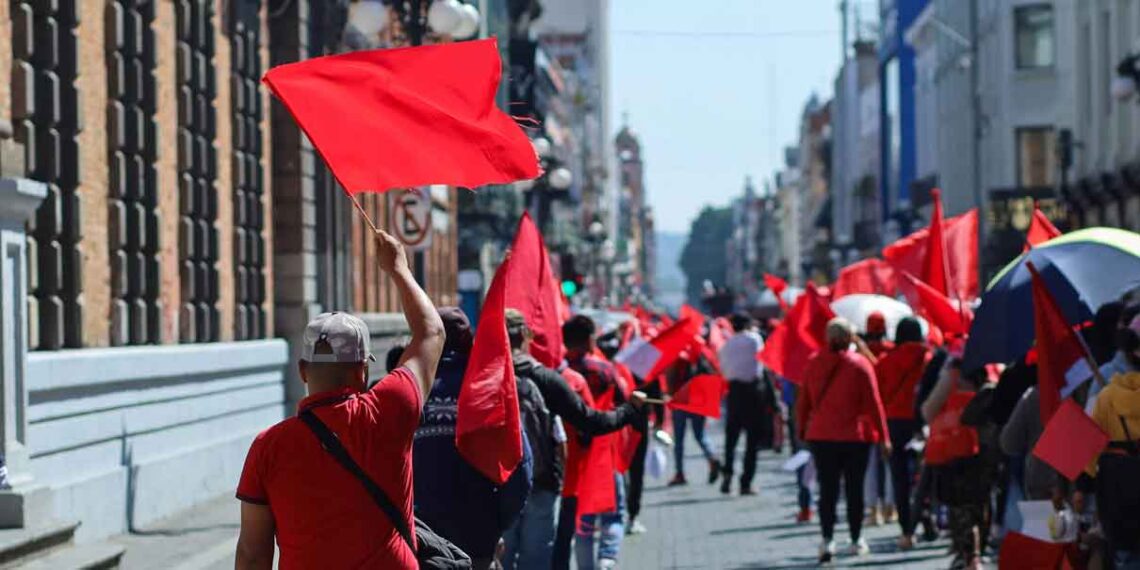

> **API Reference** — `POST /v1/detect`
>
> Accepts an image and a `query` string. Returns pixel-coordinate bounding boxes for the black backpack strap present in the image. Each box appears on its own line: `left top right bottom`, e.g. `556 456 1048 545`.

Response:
298 409 416 553
1119 415 1139 455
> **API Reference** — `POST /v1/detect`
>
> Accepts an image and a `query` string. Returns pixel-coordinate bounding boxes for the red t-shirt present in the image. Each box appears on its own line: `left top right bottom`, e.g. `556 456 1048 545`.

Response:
237 367 422 569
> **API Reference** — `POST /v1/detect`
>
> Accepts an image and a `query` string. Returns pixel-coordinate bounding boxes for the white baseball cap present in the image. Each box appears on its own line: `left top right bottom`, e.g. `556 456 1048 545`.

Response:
300 312 376 363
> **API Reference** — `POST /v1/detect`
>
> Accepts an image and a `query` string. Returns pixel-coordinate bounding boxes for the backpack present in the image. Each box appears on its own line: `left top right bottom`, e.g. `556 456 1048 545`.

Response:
299 409 472 570
1096 416 1140 552
516 376 559 492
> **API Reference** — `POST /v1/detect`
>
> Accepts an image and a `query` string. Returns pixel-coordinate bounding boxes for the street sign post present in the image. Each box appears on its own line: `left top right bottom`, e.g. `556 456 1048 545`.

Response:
388 188 433 252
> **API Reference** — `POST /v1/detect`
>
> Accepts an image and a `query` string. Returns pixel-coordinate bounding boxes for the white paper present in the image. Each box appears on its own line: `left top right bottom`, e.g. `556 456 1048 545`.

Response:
614 338 662 379
1018 500 1077 543
781 449 812 472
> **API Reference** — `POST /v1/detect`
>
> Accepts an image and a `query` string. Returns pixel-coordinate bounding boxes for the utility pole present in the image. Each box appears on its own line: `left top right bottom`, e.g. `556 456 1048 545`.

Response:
969 0 985 283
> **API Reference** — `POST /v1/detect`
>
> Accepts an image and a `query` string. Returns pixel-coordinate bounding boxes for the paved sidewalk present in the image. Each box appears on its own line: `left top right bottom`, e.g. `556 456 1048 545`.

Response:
110 494 243 570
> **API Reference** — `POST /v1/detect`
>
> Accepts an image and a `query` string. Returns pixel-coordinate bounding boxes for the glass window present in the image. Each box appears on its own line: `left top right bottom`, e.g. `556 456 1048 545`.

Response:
884 58 901 209
1017 127 1057 187
1015 5 1055 69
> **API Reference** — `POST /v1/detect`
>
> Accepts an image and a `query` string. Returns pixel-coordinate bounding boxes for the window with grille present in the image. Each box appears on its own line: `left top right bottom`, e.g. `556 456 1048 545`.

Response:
107 0 160 345
13 1 83 350
176 0 219 343
229 0 265 339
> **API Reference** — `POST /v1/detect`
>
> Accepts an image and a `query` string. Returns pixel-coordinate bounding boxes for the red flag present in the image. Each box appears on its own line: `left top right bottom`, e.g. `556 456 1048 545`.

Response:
456 254 522 484
680 304 706 325
922 189 952 296
832 258 899 299
900 271 972 335
1032 399 1109 481
1029 262 1094 424
758 283 836 383
999 532 1067 570
503 213 565 368
883 209 979 300
615 317 701 382
763 273 791 312
1024 204 1063 252
263 39 539 194
667 374 726 418
576 388 617 516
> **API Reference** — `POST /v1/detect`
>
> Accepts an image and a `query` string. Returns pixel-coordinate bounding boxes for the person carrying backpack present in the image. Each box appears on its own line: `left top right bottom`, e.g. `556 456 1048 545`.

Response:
1091 313 1140 569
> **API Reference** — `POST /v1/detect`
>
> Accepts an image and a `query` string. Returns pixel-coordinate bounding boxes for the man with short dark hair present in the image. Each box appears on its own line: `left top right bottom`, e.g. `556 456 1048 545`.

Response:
235 230 445 570
719 312 774 495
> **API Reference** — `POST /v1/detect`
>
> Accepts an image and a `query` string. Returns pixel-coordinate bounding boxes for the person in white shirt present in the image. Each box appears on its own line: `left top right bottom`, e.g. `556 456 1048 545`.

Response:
718 313 775 495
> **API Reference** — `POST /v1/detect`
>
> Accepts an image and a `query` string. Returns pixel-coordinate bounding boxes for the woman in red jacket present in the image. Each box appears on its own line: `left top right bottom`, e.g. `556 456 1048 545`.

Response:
796 318 890 564
873 317 931 550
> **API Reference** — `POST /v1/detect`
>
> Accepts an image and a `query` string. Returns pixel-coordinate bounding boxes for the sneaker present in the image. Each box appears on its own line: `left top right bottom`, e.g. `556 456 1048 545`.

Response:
598 558 617 570
846 538 870 556
818 540 836 564
708 459 722 484
740 486 756 496
719 478 731 495
883 504 898 524
653 429 674 447
626 519 647 535
667 474 687 486
866 506 884 527
896 534 915 551
795 508 813 524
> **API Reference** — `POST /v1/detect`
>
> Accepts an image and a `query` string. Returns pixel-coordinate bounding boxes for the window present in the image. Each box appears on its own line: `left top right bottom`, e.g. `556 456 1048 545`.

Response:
1015 5 1055 69
1017 127 1057 187
108 1 160 345
883 58 901 210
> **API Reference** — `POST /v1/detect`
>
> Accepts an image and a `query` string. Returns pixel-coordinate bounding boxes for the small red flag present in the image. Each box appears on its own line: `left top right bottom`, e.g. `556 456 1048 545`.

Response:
999 532 1067 570
1024 204 1063 252
1032 399 1109 481
832 258 899 299
667 374 726 418
758 283 836 383
615 317 701 382
921 189 952 297
883 209 979 300
900 271 972 335
1029 262 1093 424
763 273 791 313
503 213 565 368
263 39 539 194
456 254 523 484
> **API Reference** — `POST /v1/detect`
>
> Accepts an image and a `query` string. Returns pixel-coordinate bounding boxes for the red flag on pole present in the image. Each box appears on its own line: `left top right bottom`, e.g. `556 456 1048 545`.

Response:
921 189 952 296
667 374 726 418
615 317 701 382
832 258 899 299
763 274 791 313
758 283 836 383
883 209 979 300
1024 204 1063 252
503 213 565 368
1029 262 1094 424
1032 399 1109 481
263 39 539 194
899 271 972 335
456 254 523 484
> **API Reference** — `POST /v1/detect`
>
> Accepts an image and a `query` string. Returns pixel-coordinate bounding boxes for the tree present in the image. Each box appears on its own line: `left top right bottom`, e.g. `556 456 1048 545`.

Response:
679 206 734 305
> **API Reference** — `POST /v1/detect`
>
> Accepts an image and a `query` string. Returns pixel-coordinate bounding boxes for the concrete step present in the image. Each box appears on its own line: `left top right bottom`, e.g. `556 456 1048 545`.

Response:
0 520 78 567
17 542 125 570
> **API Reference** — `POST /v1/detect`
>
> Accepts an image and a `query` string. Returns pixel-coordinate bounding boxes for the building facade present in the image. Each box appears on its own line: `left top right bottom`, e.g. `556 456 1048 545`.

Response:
613 122 655 302
831 39 883 262
879 0 929 239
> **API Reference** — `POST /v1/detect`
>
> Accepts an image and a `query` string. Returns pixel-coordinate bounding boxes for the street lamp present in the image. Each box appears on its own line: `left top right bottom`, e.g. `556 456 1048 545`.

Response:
548 167 573 191
347 0 481 47
1114 53 1140 102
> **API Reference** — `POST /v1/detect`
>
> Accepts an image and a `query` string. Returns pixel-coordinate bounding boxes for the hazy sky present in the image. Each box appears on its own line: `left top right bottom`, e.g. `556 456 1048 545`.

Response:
609 1 852 233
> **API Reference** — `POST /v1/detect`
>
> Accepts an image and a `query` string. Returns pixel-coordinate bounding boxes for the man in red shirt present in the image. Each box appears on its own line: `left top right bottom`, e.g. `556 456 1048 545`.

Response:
235 230 445 570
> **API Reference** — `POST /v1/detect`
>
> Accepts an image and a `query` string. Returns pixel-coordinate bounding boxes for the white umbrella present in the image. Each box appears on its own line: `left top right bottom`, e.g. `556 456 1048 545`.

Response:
829 294 914 341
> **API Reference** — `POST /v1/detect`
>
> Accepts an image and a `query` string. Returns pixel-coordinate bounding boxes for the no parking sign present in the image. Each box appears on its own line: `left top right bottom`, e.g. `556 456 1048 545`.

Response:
388 188 432 251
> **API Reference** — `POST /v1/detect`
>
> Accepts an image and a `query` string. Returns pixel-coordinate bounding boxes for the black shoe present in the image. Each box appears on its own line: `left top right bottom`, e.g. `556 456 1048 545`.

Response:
720 479 731 494
667 474 688 487
708 459 722 484
740 487 756 496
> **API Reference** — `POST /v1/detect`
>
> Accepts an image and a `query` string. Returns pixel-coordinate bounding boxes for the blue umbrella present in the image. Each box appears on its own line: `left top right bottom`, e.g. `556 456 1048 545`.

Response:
962 228 1140 370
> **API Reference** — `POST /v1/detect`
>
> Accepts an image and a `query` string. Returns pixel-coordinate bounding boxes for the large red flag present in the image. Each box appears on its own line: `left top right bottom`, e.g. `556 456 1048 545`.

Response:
921 189 952 296
615 317 701 382
1029 262 1094 425
763 273 791 313
263 39 539 194
900 271 972 335
667 374 726 418
456 254 523 484
832 258 899 299
758 283 836 383
1024 204 1063 252
883 209 979 300
503 213 565 368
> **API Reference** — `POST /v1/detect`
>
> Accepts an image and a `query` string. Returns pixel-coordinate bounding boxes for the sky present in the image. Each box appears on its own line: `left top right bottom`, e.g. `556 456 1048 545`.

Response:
609 0 853 233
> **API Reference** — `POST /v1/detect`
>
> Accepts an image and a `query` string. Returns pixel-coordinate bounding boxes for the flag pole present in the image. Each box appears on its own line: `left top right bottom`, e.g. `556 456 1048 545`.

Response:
346 192 379 233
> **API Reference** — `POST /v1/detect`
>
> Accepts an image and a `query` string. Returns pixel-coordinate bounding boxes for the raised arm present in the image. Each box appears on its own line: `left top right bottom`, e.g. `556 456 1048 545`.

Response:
376 230 445 399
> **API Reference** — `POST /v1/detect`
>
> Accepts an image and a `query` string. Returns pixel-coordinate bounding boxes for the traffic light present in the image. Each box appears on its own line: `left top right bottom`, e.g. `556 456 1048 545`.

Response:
560 254 583 297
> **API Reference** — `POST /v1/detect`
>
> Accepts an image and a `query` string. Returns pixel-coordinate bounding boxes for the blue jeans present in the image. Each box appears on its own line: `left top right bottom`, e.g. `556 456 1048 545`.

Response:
673 410 715 477
502 488 558 570
575 474 626 568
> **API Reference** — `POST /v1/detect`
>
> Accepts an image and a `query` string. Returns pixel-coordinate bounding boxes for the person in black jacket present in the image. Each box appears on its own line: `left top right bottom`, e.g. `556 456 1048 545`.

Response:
500 310 646 570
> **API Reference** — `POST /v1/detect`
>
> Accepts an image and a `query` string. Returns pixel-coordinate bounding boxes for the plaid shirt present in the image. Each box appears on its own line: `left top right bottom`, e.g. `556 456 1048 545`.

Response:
566 351 620 402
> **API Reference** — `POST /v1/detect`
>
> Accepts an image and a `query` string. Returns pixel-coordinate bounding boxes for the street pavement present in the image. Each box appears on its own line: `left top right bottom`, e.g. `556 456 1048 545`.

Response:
109 421 984 569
